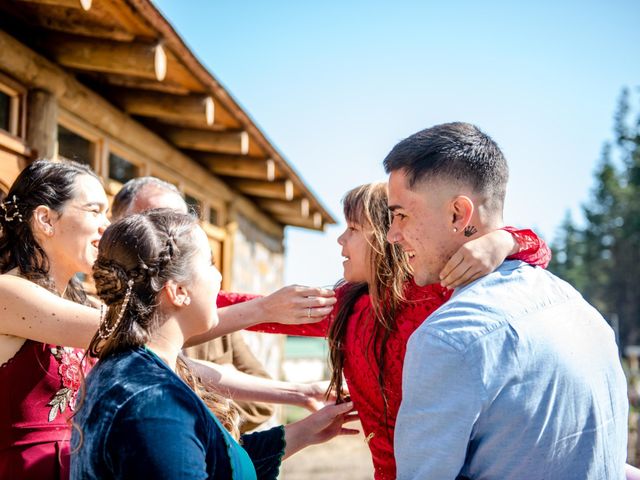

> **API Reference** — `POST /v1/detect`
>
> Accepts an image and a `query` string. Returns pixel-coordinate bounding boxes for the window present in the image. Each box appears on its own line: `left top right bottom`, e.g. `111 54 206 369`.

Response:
0 91 10 133
185 194 201 218
208 207 219 226
58 125 94 166
109 153 138 183
0 74 24 139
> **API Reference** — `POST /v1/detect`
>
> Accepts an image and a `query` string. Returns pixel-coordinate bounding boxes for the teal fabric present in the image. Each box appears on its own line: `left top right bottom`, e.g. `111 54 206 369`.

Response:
71 347 285 479
207 395 256 480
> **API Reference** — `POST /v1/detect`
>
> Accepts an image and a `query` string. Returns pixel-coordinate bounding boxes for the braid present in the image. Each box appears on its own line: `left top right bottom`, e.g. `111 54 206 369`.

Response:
93 259 131 304
85 210 239 443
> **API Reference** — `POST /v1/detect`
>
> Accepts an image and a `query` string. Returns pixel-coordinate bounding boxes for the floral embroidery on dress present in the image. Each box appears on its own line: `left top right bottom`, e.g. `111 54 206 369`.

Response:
47 347 87 422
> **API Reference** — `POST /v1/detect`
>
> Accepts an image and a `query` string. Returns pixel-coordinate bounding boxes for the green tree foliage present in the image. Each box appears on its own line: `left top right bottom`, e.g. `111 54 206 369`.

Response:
550 88 640 347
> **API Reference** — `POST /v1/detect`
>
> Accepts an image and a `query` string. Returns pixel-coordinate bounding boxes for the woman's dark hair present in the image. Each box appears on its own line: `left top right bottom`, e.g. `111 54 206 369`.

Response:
0 159 99 304
327 182 412 437
87 209 240 438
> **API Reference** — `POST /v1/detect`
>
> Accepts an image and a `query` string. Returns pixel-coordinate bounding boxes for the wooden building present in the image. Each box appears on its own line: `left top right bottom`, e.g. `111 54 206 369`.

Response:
0 0 334 297
0 0 335 387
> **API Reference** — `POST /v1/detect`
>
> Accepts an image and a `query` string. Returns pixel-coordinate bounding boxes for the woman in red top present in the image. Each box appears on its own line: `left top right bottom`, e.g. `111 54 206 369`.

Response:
0 160 110 479
251 182 551 480
0 161 337 479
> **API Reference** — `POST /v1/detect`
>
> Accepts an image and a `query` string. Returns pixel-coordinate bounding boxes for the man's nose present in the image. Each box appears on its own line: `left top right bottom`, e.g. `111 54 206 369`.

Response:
387 223 401 244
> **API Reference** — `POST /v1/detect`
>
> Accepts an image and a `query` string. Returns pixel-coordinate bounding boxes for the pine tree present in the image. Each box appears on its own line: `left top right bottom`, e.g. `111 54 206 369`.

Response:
550 87 640 347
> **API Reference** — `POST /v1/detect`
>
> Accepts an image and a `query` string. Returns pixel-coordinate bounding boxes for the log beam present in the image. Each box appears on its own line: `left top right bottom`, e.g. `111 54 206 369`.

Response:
257 198 310 218
15 0 92 10
45 35 166 81
274 212 324 231
198 154 279 181
232 179 294 201
164 127 249 155
113 89 214 126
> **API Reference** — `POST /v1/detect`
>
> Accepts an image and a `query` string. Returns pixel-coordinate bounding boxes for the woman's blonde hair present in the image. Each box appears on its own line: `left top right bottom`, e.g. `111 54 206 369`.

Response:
327 182 412 435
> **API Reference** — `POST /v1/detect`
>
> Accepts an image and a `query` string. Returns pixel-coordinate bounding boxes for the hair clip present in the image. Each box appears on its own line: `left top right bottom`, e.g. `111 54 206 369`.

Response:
1 195 23 223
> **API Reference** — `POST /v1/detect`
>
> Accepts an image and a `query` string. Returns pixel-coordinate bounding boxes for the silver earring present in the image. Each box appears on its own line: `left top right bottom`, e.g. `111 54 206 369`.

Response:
453 227 458 233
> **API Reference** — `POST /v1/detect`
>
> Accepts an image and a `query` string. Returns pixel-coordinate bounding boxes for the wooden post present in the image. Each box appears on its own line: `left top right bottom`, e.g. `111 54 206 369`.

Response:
26 89 57 160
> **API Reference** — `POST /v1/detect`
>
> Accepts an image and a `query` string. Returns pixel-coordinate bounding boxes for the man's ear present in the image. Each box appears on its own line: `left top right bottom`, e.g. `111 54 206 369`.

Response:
32 205 56 237
163 280 191 307
450 196 474 233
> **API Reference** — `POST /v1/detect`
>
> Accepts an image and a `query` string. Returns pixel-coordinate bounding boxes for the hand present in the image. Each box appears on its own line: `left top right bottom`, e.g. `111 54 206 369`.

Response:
283 402 359 459
439 230 516 289
258 285 337 325
297 380 329 411
296 380 350 411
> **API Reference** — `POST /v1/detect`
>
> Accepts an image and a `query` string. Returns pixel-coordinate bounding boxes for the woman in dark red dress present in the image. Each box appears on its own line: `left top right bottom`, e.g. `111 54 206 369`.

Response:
251 182 551 479
0 160 109 479
0 161 347 479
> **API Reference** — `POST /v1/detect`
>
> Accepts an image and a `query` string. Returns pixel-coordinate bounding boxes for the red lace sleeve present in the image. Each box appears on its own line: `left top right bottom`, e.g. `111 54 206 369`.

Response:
501 226 552 269
216 290 261 308
247 316 331 338
246 285 350 338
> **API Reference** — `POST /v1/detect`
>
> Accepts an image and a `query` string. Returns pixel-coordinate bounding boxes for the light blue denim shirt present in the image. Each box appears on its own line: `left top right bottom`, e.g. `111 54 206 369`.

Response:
395 260 628 480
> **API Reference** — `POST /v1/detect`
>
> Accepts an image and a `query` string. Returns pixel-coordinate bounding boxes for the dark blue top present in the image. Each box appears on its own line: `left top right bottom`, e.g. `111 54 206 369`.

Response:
70 347 285 479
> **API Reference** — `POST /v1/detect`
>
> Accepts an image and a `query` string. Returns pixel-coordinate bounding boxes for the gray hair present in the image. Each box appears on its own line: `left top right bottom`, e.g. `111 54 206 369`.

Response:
111 177 181 220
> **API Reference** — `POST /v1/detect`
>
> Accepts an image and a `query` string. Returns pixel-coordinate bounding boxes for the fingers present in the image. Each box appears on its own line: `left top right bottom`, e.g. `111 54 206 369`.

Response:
441 263 472 289
304 398 324 412
289 285 336 298
439 251 464 283
327 401 354 415
298 292 336 321
301 295 337 308
342 412 360 424
336 412 360 436
454 270 484 288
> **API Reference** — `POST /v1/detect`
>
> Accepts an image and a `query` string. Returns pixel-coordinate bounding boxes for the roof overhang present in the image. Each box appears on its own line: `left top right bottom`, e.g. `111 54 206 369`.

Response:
0 0 335 231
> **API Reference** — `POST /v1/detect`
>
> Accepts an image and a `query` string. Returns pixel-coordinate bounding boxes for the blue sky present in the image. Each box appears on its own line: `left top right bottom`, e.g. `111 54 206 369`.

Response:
154 0 640 287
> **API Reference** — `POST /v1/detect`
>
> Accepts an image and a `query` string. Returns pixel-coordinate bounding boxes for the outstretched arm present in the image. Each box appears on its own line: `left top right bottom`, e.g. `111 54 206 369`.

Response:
184 285 336 347
186 357 333 411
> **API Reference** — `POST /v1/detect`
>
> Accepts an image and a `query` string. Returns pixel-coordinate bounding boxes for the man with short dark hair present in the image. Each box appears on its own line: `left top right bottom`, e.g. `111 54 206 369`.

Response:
385 123 628 479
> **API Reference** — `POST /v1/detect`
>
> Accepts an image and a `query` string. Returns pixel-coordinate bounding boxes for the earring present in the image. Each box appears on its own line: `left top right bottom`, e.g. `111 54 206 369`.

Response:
453 227 458 233
183 297 191 306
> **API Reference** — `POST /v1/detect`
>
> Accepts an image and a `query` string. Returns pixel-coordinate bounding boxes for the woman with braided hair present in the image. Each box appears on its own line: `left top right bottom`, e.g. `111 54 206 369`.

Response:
71 209 358 479
0 160 340 479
